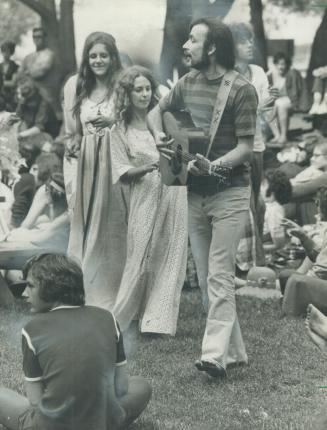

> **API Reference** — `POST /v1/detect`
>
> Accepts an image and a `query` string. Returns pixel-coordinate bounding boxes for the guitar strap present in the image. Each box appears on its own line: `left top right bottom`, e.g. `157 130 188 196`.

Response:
206 69 238 158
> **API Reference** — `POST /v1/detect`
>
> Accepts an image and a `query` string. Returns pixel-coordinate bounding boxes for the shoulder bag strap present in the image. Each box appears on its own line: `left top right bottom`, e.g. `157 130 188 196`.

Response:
206 69 238 158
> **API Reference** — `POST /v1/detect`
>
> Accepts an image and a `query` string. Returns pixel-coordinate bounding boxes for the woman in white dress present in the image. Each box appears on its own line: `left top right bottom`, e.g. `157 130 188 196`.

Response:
67 32 128 310
111 66 188 335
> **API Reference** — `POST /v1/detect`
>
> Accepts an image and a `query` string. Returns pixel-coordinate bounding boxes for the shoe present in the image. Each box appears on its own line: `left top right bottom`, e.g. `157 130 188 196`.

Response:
195 360 227 378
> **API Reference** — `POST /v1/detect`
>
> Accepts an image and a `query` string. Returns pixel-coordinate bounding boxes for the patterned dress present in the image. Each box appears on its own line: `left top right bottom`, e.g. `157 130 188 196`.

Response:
68 98 129 310
110 123 188 335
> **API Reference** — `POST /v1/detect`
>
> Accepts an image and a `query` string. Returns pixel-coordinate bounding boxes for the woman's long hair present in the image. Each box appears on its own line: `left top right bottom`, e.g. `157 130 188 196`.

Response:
113 65 159 127
73 32 122 117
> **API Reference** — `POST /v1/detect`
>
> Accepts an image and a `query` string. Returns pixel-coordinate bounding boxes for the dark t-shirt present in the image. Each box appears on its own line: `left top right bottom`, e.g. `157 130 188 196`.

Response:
22 305 126 430
11 173 36 227
159 69 258 187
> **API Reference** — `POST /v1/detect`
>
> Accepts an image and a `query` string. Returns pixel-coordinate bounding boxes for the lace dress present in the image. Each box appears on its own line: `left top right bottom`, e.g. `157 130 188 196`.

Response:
68 98 129 310
110 124 188 335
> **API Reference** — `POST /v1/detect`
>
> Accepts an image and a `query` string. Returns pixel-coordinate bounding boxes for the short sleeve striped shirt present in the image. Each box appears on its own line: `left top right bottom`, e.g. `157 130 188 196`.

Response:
160 69 258 186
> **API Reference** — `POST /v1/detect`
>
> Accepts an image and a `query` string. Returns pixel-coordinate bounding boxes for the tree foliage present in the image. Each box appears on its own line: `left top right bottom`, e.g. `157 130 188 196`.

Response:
267 0 321 12
0 0 38 45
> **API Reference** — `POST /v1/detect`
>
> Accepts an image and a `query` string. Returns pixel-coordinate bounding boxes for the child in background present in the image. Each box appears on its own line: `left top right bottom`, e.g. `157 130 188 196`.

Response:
262 170 292 251
0 95 19 130
0 253 151 430
309 66 327 116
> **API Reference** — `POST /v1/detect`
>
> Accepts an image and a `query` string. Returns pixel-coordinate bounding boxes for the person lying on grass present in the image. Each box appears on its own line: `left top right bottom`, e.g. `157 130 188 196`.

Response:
0 253 151 430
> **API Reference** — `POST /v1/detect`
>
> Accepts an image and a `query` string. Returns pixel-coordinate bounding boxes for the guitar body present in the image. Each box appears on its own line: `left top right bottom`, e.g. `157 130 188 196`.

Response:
161 111 209 186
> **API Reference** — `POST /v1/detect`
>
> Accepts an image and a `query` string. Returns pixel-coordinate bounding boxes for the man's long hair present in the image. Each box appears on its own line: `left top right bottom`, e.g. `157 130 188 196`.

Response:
73 32 122 117
191 17 235 70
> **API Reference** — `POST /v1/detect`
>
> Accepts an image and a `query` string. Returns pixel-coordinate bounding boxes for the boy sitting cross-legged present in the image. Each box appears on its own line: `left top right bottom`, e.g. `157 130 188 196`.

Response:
0 253 151 430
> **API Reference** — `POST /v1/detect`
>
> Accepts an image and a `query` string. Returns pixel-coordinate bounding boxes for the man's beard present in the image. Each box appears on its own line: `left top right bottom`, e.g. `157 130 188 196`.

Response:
192 50 210 71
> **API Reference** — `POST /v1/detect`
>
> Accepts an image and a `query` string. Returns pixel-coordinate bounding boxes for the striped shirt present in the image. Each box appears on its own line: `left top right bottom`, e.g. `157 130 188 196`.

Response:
160 69 258 187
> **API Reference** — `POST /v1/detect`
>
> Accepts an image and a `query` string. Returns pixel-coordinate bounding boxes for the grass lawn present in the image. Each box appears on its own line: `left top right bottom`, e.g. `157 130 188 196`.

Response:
0 289 326 430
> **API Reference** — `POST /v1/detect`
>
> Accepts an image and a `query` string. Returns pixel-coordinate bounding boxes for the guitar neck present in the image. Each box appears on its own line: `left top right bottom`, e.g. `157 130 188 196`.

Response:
176 148 210 171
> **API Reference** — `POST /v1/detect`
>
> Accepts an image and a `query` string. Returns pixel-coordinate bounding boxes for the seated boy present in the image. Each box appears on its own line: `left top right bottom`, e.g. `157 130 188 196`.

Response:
0 253 151 430
262 169 292 251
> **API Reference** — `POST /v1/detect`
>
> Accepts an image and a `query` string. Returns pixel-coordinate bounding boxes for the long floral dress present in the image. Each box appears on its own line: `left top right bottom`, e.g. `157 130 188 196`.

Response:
110 123 188 335
68 99 129 310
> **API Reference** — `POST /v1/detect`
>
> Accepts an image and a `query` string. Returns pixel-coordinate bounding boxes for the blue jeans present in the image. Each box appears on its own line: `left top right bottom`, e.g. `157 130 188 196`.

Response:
188 186 250 369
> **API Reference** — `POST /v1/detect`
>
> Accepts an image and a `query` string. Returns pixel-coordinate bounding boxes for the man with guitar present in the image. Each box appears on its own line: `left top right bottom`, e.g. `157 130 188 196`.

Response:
148 17 258 378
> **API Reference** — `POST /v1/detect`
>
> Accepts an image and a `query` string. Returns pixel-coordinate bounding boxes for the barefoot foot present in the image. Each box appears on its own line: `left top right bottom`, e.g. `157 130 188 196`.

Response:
305 321 327 353
306 304 327 339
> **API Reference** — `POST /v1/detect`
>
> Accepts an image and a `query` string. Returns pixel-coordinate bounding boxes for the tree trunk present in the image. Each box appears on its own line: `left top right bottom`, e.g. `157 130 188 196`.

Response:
59 0 77 78
159 0 192 85
307 9 327 91
249 0 267 70
191 0 234 20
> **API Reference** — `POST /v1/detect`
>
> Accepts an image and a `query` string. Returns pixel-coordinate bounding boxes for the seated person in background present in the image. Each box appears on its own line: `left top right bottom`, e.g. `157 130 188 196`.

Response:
15 76 60 140
0 253 152 430
0 169 14 239
309 66 327 116
7 172 69 252
285 142 327 225
0 41 19 111
30 152 63 188
262 169 292 251
0 173 70 286
0 95 19 130
267 52 310 147
11 140 41 228
279 186 327 316
18 27 62 121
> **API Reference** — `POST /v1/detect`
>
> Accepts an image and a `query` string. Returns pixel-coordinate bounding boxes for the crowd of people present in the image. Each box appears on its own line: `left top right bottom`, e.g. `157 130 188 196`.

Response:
0 16 326 430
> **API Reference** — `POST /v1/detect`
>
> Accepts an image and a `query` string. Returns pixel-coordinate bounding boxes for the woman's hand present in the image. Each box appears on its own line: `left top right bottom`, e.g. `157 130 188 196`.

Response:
66 134 82 158
87 114 113 129
268 86 280 99
143 162 159 175
280 218 305 240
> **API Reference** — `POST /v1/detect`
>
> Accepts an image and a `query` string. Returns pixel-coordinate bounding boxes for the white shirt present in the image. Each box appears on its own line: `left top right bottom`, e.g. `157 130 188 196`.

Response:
249 65 270 153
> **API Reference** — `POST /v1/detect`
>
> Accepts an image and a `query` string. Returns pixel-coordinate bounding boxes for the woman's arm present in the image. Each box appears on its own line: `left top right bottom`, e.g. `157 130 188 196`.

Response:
120 163 158 183
21 186 50 229
3 72 17 89
292 174 327 200
281 218 319 261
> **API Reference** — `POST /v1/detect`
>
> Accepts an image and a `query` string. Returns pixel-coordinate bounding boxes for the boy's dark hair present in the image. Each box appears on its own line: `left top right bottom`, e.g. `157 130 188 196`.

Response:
35 152 63 184
23 254 85 306
1 41 16 55
265 169 292 205
273 52 291 69
18 140 41 171
190 17 235 69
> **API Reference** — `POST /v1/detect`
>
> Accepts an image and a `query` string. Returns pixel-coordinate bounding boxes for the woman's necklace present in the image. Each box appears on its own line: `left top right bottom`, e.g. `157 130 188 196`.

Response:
89 86 110 105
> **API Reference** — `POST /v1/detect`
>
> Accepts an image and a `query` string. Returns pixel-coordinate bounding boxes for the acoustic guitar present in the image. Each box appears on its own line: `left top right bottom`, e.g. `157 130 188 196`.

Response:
160 111 232 186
